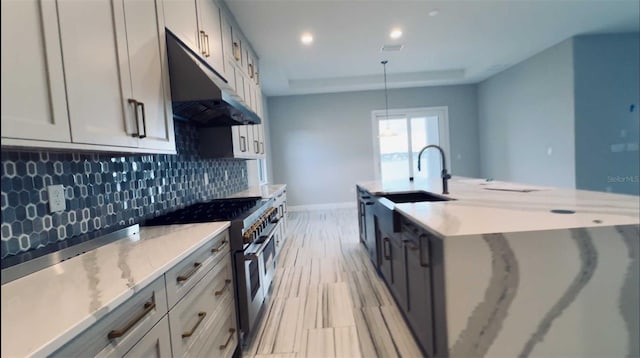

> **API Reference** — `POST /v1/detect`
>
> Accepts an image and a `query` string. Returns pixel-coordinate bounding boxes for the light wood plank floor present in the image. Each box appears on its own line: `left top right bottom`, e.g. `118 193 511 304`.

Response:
243 209 423 358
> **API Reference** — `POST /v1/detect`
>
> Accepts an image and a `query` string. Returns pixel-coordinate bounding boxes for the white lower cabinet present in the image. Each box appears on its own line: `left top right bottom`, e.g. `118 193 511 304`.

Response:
52 276 169 357
167 255 237 357
123 316 172 358
165 230 230 308
51 229 237 358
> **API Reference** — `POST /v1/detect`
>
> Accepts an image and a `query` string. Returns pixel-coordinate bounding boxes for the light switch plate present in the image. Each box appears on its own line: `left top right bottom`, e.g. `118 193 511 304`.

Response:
47 185 66 212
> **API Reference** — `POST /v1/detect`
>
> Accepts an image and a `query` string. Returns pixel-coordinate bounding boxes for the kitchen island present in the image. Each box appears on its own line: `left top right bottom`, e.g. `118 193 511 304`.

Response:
357 177 639 357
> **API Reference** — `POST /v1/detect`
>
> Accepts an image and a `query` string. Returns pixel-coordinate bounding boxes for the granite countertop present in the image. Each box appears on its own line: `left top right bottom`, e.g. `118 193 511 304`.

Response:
226 184 286 199
0 222 230 358
357 176 639 237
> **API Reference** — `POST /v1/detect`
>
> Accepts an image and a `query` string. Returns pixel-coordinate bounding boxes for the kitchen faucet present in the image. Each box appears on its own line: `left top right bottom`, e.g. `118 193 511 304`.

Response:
417 145 452 195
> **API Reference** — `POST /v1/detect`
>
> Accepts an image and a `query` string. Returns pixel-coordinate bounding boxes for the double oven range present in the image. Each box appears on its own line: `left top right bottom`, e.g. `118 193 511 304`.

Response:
144 196 281 346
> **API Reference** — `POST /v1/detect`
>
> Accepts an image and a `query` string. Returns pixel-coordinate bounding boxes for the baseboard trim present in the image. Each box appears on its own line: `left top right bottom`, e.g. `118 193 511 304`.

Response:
288 202 356 212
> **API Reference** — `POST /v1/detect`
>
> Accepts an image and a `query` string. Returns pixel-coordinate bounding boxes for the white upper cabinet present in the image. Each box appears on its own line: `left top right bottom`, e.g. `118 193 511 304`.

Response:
2 0 175 153
1 0 70 142
196 0 225 76
122 0 175 151
163 0 224 78
57 0 174 151
162 0 201 55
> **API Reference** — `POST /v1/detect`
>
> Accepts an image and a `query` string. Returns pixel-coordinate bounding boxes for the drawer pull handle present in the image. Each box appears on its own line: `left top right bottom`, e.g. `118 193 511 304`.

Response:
108 301 155 340
215 279 232 296
177 262 202 283
383 237 391 260
182 312 206 338
419 234 430 268
211 239 228 253
219 328 236 350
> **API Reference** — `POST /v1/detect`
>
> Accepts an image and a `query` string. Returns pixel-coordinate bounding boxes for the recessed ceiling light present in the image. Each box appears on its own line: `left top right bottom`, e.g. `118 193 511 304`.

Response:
428 9 439 17
390 28 403 39
301 33 313 45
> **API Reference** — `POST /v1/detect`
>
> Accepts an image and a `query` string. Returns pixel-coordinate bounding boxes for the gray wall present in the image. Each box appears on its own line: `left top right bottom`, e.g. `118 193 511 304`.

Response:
267 85 480 206
573 33 639 195
478 39 576 188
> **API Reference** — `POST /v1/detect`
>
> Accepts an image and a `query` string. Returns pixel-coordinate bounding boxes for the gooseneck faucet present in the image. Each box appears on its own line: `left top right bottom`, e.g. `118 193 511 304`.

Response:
417 145 452 195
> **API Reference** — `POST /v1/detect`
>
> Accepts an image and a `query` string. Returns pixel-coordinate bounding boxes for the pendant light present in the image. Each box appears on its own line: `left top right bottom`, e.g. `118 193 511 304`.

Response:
378 60 398 137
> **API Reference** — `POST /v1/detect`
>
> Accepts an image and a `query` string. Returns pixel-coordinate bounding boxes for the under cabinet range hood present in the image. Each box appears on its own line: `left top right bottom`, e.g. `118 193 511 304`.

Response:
165 30 260 126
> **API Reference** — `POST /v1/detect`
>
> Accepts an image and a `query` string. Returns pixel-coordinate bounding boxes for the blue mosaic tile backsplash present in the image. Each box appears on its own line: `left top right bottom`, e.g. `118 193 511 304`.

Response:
0 121 248 258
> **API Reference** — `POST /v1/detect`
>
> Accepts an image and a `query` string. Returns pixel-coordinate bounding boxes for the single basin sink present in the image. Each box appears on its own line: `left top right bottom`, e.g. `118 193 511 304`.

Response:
381 191 451 203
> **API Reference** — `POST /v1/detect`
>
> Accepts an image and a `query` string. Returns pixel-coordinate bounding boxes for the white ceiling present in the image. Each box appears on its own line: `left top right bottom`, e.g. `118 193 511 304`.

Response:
224 0 640 97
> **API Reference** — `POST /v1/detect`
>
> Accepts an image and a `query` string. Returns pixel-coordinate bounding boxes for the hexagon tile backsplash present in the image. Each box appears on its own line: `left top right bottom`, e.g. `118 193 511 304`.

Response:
0 121 248 258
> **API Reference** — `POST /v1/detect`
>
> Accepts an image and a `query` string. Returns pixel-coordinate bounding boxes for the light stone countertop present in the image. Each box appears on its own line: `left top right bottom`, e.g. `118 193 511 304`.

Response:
357 176 639 237
226 184 286 199
1 222 230 358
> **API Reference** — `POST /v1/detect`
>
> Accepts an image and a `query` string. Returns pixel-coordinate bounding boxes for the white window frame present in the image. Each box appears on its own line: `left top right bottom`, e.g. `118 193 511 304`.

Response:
371 106 451 181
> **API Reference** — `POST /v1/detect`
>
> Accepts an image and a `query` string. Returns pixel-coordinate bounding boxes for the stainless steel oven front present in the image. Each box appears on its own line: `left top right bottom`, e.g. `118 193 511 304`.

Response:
234 208 278 345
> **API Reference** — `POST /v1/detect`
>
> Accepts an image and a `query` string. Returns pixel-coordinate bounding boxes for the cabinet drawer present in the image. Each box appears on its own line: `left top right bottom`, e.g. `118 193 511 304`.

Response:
52 276 168 358
168 256 236 357
211 297 238 358
123 315 172 358
165 230 230 308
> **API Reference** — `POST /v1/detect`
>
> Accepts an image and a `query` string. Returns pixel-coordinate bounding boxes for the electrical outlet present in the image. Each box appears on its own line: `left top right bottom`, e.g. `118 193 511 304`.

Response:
47 185 66 212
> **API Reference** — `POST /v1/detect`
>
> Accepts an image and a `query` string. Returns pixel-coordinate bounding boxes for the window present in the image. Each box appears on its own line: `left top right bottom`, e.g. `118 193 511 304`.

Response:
372 107 450 182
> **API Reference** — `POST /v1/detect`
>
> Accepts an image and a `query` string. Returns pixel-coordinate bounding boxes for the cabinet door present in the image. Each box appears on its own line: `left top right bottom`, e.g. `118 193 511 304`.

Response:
364 201 376 263
196 0 224 75
245 124 256 158
165 230 230 308
251 125 260 156
162 0 201 55
257 124 265 157
1 0 70 142
405 234 434 357
229 21 244 70
123 316 172 358
358 195 366 243
220 13 236 87
389 235 407 311
377 225 392 284
168 257 237 357
57 0 139 147
255 87 263 117
234 66 245 102
123 0 175 151
232 125 250 158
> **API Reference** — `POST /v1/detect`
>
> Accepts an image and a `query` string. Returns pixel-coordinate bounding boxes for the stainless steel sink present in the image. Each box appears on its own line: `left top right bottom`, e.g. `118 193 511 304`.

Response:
381 191 451 204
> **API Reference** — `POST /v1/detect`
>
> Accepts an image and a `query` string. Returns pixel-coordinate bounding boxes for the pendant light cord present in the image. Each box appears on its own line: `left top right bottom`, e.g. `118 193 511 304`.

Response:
382 60 389 120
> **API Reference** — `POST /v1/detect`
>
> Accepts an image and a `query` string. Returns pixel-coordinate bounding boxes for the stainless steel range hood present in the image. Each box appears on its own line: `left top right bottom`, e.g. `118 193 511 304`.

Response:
165 30 260 126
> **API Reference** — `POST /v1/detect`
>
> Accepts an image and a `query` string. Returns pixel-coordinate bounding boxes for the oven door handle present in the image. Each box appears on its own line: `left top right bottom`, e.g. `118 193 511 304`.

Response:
244 230 275 261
